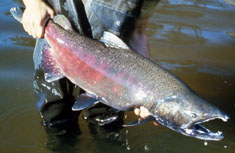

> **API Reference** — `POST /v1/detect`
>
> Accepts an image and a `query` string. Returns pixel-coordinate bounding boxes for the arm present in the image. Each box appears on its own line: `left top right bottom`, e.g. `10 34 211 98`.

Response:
22 0 55 38
129 18 158 125
130 0 160 124
125 18 150 58
124 0 160 58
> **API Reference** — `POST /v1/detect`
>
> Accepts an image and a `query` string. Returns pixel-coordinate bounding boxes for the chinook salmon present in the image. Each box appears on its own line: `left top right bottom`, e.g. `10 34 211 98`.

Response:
11 7 229 141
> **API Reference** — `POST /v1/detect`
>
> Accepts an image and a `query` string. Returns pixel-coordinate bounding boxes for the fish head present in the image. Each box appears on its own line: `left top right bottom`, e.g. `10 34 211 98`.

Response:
151 91 229 141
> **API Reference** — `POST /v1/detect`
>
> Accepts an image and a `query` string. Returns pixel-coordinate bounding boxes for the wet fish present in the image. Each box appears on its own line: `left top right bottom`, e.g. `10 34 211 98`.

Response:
11 7 229 141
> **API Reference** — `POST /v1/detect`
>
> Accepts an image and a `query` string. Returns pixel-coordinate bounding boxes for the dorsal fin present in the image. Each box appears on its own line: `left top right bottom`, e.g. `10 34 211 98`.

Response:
53 15 73 32
100 31 130 49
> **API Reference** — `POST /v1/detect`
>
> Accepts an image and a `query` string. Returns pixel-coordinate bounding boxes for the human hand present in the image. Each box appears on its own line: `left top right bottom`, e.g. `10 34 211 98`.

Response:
134 106 158 126
22 0 55 38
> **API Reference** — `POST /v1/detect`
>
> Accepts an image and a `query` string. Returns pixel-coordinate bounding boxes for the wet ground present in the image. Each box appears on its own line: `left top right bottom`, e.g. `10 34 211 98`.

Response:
0 0 235 153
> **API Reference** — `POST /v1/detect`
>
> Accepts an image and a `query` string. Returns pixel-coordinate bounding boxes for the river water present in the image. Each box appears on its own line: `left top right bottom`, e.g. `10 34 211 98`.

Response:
0 0 234 153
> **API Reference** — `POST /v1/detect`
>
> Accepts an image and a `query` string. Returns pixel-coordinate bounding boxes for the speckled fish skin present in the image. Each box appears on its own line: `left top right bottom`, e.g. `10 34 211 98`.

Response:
44 20 229 141
44 20 182 110
10 6 229 141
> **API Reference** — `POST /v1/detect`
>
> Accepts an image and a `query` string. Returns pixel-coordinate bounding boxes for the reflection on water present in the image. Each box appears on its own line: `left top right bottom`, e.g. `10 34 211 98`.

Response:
0 0 235 153
223 0 235 6
9 36 36 47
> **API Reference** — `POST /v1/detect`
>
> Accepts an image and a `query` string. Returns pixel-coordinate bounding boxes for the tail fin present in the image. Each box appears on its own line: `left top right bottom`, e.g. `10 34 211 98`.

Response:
10 7 24 23
10 7 73 32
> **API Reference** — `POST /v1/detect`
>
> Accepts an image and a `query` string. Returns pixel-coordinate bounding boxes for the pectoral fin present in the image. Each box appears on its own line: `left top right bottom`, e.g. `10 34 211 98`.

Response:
72 93 99 111
53 15 74 32
122 116 155 127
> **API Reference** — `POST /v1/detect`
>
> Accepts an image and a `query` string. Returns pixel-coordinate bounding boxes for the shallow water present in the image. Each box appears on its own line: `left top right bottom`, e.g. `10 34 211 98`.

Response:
0 0 234 153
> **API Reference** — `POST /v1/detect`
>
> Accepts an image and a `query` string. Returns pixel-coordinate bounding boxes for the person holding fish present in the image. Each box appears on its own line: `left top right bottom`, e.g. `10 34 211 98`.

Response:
21 0 159 129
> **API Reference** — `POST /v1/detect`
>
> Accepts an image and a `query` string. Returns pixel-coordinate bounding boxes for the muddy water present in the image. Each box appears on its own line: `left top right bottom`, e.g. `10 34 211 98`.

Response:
0 0 234 153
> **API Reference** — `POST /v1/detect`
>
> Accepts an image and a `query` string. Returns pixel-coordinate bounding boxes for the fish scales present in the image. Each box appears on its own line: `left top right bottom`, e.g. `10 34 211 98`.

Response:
45 21 185 110
11 7 229 141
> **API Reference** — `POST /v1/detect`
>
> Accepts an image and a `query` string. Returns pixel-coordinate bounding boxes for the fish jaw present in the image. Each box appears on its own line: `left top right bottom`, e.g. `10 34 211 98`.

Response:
151 92 229 141
180 108 229 141
179 117 228 141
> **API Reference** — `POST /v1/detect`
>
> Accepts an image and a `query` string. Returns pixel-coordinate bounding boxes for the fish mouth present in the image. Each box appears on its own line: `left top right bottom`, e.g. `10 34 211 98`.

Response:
180 115 229 141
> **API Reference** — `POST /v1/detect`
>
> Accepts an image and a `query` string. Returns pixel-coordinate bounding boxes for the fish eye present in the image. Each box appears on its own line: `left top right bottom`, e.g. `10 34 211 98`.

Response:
184 110 197 118
191 113 197 118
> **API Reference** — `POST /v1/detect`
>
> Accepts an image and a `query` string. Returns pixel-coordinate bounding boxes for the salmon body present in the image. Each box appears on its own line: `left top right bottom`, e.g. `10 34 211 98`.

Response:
43 20 229 141
44 20 186 111
10 7 229 141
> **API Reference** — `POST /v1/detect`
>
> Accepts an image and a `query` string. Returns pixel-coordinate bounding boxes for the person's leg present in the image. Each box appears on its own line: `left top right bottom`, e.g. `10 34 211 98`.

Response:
82 0 144 39
72 0 136 126
33 39 81 152
123 18 150 58
33 0 155 128
123 0 160 58
33 39 81 128
32 0 122 128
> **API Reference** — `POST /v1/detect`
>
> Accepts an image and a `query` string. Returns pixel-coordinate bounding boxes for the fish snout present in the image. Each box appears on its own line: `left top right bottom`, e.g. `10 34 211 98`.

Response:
222 114 230 122
207 110 230 122
157 92 230 141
